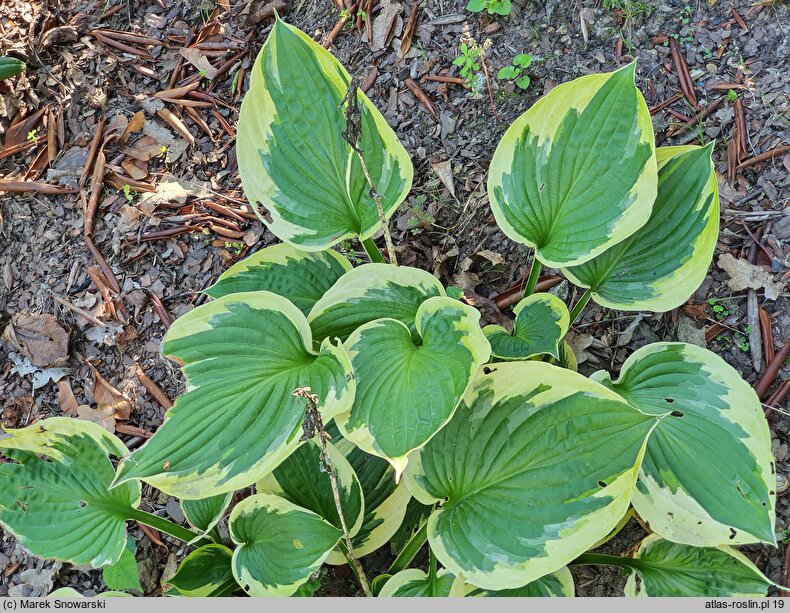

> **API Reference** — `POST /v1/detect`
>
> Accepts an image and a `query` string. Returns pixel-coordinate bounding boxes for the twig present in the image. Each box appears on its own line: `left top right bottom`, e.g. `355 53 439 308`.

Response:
135 365 174 409
341 78 397 266
747 289 762 372
323 4 357 49
737 145 790 170
754 340 790 400
0 180 79 194
51 294 108 328
493 275 563 310
146 290 173 329
293 387 372 597
760 308 775 366
84 235 121 294
421 74 466 86
404 78 437 118
669 38 697 110
472 40 498 119
85 149 106 237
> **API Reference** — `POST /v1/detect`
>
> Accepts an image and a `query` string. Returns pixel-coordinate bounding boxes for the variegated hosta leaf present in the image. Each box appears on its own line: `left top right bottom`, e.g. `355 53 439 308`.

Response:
48 588 131 598
167 544 238 597
487 62 656 268
592 342 775 546
114 292 355 498
230 494 342 597
204 243 352 315
556 340 578 371
483 292 570 360
379 568 456 597
102 537 142 592
181 493 232 541
236 18 413 251
325 438 411 564
337 296 491 477
565 144 719 311
256 440 364 541
403 362 656 590
308 264 446 344
458 567 575 597
0 418 141 568
623 535 770 597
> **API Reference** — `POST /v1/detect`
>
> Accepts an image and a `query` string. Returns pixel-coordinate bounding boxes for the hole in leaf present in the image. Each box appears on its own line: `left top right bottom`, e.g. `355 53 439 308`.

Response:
482 366 497 375
664 398 675 404
597 480 606 488
78 500 87 508
244 585 251 592
670 410 684 418
729 528 737 540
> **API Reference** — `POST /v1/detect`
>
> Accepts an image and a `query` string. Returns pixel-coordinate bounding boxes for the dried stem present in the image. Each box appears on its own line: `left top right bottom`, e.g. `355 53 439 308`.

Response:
293 387 373 597
341 78 397 266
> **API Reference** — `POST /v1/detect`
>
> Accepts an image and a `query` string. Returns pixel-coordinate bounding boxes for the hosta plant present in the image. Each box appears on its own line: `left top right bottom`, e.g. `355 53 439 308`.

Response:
0 18 781 599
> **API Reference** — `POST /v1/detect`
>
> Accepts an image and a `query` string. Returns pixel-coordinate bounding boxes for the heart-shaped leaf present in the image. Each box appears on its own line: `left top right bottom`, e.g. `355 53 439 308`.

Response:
586 535 771 596
256 440 364 540
565 145 719 311
114 291 355 498
0 418 141 568
230 494 341 597
236 19 413 251
205 243 352 315
337 296 491 476
167 544 238 597
483 292 570 360
308 264 446 344
403 362 656 590
592 342 775 546
488 62 656 268
379 568 456 597
458 567 575 597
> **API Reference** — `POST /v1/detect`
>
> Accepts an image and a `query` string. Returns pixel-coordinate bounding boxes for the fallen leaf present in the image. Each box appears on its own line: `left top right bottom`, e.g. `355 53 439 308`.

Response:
431 160 455 198
449 257 480 292
16 563 62 597
121 111 146 143
179 48 218 79
137 173 211 207
476 249 504 266
76 403 115 432
371 0 402 51
676 313 707 347
717 253 784 300
2 313 69 368
56 378 79 416
89 364 133 420
567 332 594 365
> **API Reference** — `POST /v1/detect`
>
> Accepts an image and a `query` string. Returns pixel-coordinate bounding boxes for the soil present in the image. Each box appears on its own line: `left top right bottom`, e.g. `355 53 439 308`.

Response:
1 0 789 598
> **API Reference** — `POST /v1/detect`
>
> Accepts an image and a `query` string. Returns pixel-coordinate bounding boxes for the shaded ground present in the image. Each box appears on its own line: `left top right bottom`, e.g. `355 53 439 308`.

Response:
0 0 788 597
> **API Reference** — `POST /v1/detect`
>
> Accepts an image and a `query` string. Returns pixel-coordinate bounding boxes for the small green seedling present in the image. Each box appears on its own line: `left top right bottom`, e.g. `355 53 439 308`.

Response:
727 89 738 101
466 0 511 15
453 43 482 93
497 54 532 90
224 241 245 255
122 184 138 203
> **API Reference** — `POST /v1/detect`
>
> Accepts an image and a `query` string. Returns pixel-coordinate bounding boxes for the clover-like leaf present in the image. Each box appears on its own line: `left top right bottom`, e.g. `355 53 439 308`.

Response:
236 19 413 251
205 243 352 315
459 567 575 597
403 362 656 590
592 342 775 546
379 568 456 597
488 62 656 268
483 292 569 360
167 544 238 597
565 145 719 311
114 291 355 499
0 418 141 568
308 263 446 344
230 494 341 597
614 535 770 596
497 66 519 80
337 296 491 476
256 440 364 540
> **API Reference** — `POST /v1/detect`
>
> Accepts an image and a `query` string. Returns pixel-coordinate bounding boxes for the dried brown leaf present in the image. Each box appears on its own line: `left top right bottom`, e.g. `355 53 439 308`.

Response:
2 313 70 368
56 378 79 416
717 253 784 300
89 364 133 420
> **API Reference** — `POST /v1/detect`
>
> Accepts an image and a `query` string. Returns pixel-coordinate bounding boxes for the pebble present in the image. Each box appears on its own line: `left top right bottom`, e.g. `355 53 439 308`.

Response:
484 22 501 35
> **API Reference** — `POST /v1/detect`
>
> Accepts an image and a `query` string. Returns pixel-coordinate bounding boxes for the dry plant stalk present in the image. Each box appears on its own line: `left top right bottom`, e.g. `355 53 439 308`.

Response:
293 387 372 597
341 78 398 266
